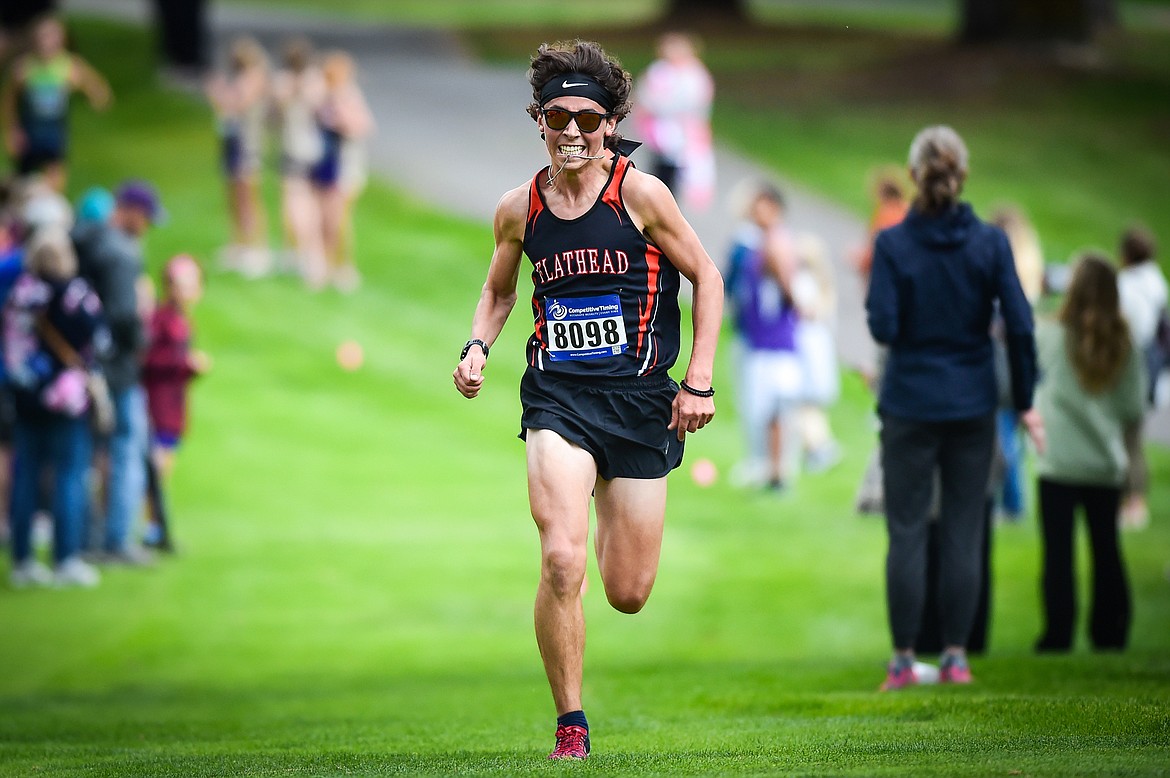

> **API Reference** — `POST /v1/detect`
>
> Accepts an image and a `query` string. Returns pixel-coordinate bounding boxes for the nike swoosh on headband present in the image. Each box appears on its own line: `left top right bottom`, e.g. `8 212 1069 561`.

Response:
562 80 588 88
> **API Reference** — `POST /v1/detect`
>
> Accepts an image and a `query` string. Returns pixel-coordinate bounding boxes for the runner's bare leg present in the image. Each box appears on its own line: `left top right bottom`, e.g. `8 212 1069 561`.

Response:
527 429 597 715
594 476 667 614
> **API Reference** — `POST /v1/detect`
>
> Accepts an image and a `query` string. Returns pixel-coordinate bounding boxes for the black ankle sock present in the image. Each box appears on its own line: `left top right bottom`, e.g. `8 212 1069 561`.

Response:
557 710 588 731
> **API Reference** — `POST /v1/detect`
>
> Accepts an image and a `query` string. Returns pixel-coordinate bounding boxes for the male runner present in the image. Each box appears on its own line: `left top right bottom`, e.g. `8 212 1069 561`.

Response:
452 39 722 760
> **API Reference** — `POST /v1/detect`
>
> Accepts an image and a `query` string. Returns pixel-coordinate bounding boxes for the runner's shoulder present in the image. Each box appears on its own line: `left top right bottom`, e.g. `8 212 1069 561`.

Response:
494 182 531 239
620 164 674 219
619 161 677 234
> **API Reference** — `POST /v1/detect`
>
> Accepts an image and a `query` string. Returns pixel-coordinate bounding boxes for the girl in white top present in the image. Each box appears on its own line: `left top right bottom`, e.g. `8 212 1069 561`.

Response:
791 233 841 473
206 36 270 276
634 32 715 212
1115 225 1167 529
270 37 326 284
314 51 374 292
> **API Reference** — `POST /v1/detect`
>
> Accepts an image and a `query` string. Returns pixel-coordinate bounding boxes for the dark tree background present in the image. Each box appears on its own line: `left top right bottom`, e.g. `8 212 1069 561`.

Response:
960 0 1118 43
0 0 208 72
660 0 1119 43
0 0 57 33
663 0 750 23
153 0 209 71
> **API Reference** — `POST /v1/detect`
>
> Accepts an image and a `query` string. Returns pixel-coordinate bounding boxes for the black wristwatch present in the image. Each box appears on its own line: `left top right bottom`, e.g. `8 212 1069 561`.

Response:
461 338 489 361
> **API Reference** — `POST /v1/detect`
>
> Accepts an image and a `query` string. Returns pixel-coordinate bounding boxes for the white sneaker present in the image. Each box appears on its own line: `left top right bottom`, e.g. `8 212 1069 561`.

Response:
10 559 54 588
31 510 53 551
238 247 272 279
912 661 940 684
54 556 101 588
103 545 155 567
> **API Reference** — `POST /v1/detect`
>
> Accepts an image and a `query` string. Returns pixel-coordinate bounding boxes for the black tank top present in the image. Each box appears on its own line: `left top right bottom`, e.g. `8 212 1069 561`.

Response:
523 154 681 379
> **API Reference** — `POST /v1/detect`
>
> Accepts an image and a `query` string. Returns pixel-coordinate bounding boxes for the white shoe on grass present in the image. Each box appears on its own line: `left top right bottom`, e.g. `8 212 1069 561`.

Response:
103 545 155 567
912 661 940 684
54 556 101 588
10 559 54 588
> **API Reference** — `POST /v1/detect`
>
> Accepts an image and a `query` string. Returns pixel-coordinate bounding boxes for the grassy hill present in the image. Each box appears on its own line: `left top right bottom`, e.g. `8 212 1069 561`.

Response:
0 16 1167 777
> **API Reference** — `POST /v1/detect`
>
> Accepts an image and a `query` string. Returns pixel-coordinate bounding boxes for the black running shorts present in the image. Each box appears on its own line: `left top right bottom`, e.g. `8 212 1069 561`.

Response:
519 367 685 480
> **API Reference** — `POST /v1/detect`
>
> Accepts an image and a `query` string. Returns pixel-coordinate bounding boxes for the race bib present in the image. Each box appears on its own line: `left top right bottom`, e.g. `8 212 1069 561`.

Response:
545 295 628 361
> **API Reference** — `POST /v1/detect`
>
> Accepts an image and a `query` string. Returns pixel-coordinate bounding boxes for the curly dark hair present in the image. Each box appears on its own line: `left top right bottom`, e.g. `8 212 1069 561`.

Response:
526 40 632 152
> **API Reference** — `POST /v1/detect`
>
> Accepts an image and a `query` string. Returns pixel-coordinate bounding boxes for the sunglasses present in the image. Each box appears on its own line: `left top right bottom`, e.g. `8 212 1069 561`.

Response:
541 107 609 133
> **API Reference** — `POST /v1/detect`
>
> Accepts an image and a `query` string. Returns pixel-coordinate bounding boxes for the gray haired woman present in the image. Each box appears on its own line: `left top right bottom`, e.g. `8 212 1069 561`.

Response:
865 125 1044 689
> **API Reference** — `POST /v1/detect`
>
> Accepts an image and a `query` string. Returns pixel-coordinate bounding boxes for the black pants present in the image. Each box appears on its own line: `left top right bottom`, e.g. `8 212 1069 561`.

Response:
881 413 996 650
1037 478 1130 651
915 498 993 655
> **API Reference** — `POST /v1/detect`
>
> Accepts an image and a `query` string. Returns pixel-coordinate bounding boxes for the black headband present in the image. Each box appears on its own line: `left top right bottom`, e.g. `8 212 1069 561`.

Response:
539 73 615 113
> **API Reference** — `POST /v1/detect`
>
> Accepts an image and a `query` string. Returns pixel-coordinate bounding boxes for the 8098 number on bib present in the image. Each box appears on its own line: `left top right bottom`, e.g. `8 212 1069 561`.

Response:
544 294 628 361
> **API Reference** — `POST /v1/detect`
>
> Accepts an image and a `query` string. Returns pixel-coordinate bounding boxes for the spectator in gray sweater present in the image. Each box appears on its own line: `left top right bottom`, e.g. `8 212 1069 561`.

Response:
72 180 162 563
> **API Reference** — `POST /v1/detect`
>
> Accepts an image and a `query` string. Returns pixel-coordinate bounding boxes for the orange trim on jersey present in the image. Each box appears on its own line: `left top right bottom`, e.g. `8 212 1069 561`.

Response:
601 154 629 223
526 172 546 239
531 294 547 366
636 243 663 372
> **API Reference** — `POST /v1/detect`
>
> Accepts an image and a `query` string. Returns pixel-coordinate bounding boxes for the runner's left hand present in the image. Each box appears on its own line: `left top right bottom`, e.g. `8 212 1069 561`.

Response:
669 389 715 441
453 348 487 399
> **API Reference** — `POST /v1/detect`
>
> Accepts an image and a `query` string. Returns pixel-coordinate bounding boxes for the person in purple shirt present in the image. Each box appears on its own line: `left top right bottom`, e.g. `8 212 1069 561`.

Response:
726 183 801 491
865 125 1043 690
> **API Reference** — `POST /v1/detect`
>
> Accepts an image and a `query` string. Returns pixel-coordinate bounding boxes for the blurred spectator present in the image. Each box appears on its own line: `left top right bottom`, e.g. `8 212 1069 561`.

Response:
1116 225 1166 530
992 206 1044 304
142 254 208 549
0 14 112 192
206 36 270 277
75 185 114 228
4 225 107 588
1034 254 1144 652
852 167 909 285
866 125 1041 690
725 183 801 491
270 37 325 282
634 32 715 212
853 167 909 516
791 232 840 473
313 50 373 292
989 205 1045 523
0 177 23 550
72 180 162 564
2 177 75 547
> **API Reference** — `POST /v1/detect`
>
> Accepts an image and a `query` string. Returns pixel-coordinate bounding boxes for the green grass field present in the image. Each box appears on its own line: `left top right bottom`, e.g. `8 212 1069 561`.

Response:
1 16 1168 778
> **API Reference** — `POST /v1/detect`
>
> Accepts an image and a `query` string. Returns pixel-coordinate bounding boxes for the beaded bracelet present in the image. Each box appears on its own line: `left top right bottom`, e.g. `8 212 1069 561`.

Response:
680 380 715 398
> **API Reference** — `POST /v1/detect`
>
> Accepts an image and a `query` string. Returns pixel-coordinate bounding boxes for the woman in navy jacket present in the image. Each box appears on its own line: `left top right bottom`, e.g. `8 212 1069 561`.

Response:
866 125 1043 690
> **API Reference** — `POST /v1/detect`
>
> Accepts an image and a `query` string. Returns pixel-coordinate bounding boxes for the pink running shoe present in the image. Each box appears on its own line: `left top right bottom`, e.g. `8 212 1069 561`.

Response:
939 653 974 684
548 724 590 760
879 659 918 691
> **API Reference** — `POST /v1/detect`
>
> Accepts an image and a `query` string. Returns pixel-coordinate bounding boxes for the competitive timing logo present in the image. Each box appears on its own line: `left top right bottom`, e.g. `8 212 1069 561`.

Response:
548 300 569 320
